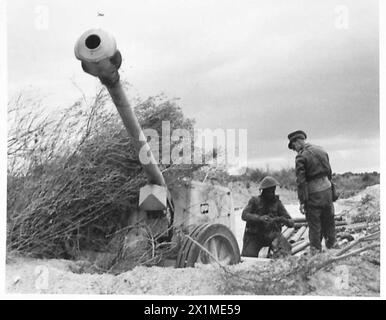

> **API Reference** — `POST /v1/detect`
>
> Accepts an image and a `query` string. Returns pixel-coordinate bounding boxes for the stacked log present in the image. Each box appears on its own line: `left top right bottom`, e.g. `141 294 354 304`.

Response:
257 216 363 257
282 227 295 240
291 239 310 255
289 226 307 244
284 216 364 256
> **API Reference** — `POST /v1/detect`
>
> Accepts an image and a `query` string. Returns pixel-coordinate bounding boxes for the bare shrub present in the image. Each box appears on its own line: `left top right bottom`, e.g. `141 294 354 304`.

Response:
7 87 200 261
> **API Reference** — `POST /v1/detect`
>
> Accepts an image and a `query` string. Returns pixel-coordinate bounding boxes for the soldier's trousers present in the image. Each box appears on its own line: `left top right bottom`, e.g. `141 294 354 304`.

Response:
306 188 336 251
241 231 291 258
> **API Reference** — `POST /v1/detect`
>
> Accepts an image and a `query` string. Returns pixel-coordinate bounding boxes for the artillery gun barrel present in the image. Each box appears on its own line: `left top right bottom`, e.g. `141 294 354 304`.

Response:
74 29 167 210
106 82 166 187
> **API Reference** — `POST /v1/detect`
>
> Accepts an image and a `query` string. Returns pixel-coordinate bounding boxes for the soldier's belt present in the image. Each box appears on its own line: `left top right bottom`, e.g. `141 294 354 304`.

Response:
307 176 331 194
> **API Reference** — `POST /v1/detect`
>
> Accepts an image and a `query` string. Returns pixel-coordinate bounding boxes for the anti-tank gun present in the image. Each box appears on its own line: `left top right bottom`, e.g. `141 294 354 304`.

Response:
74 29 240 268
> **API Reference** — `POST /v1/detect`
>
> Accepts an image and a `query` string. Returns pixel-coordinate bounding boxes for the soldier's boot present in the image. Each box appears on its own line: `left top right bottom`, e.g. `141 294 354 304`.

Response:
309 246 322 256
327 242 340 249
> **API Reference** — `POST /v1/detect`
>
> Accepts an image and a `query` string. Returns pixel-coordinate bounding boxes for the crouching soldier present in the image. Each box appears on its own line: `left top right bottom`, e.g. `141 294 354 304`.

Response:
241 176 294 258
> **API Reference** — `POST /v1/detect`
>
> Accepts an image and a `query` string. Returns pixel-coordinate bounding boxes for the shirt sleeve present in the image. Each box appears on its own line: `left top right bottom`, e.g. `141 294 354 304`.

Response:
241 198 267 223
277 201 292 220
326 153 332 180
295 153 308 204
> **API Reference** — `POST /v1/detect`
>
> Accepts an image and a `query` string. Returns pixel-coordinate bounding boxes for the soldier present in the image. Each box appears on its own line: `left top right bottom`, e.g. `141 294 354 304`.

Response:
241 176 294 258
287 130 337 254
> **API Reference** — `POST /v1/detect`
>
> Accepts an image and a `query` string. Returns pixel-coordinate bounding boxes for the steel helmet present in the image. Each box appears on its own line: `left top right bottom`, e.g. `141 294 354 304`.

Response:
259 176 280 190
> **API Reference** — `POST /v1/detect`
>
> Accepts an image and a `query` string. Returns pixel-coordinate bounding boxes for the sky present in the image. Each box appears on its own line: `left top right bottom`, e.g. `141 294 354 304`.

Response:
6 0 379 173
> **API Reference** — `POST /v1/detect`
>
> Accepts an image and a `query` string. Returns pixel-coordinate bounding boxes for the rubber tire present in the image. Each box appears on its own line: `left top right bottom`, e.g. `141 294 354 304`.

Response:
175 223 210 268
183 223 241 268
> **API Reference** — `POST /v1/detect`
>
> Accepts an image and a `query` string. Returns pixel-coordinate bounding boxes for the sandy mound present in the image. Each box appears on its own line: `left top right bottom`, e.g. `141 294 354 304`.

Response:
6 252 379 296
337 185 380 223
6 255 229 295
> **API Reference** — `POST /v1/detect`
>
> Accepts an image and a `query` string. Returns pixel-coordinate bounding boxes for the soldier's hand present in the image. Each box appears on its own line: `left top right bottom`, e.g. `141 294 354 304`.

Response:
300 204 305 215
285 219 295 228
273 217 285 224
263 216 271 223
273 217 287 224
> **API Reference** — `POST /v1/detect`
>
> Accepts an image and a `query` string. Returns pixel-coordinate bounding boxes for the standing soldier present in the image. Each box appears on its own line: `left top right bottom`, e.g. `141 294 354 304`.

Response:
287 130 337 254
241 176 294 258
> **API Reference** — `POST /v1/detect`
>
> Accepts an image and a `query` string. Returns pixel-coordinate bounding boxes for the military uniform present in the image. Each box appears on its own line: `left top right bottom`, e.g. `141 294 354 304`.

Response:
288 131 336 251
241 195 293 257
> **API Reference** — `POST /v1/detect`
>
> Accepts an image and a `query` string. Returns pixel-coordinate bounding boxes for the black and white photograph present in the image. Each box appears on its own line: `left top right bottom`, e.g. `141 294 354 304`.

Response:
1 0 383 299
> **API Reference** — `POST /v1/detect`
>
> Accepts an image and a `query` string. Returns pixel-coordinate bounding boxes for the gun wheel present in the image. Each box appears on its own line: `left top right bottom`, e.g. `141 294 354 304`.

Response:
176 223 240 268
